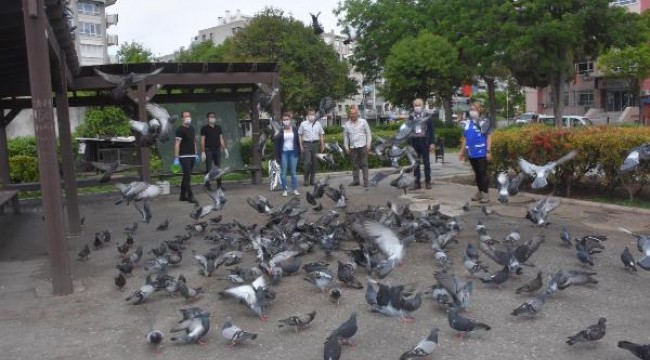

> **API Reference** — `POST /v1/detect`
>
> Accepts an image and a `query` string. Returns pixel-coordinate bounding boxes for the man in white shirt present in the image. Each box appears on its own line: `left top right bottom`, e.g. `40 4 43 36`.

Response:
298 108 325 186
343 108 372 187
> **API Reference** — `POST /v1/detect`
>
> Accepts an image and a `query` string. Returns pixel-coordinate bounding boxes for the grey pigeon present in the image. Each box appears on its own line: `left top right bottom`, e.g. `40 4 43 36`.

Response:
618 340 650 360
511 293 548 318
331 312 357 345
496 172 511 203
330 288 342 306
480 266 510 287
619 143 650 174
481 205 494 216
369 169 400 187
93 67 164 100
78 244 90 261
156 219 169 231
434 272 473 310
324 332 342 360
310 12 324 35
526 197 560 226
145 329 164 352
218 276 269 320
515 271 543 294
560 226 572 246
619 227 650 270
304 269 334 291
90 161 140 183
316 153 335 168
576 244 595 266
519 150 578 189
337 261 362 289
390 171 415 195
125 283 155 305
221 317 257 346
399 327 439 360
566 317 606 345
277 311 317 333
463 254 489 276
622 246 637 272
247 195 274 214
447 307 491 338
558 270 598 290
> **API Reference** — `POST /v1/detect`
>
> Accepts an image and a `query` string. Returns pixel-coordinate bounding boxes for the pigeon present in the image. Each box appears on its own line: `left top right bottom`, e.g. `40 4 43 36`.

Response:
399 327 439 360
560 226 572 246
511 293 548 318
324 141 344 156
619 227 650 270
504 228 521 243
463 254 489 276
525 197 560 226
519 150 578 189
324 332 342 360
330 312 357 345
462 201 471 212
330 289 342 306
557 270 598 290
621 246 637 272
337 261 362 289
466 242 480 261
114 273 126 290
310 12 324 35
156 219 170 231
481 205 494 216
145 102 177 142
566 317 607 345
78 244 90 261
507 172 526 196
170 311 211 345
342 25 355 45
204 166 233 187
93 67 164 101
277 311 317 333
480 266 510 287
576 244 595 266
619 143 650 174
369 169 399 187
247 195 274 214
125 283 155 305
145 329 164 352
433 272 473 310
515 271 543 294
178 282 203 301
476 220 485 232
390 171 415 195
218 276 269 320
90 161 140 183
316 153 335 168
116 261 134 276
304 269 334 291
221 317 257 346
496 172 511 204
323 184 347 208
618 340 650 360
447 307 491 338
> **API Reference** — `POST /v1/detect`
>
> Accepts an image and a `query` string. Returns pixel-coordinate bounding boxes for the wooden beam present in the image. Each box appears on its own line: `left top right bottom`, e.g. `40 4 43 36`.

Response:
22 0 73 295
72 72 277 90
56 56 81 235
0 108 20 126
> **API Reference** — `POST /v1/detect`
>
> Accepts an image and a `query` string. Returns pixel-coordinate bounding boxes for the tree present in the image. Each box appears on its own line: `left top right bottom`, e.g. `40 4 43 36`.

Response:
75 107 130 138
176 40 231 62
223 7 357 111
502 0 639 127
598 45 650 115
383 32 464 121
116 41 153 63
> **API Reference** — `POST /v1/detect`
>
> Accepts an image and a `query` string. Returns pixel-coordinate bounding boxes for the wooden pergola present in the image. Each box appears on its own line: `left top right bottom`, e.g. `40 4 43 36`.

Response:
0 0 280 295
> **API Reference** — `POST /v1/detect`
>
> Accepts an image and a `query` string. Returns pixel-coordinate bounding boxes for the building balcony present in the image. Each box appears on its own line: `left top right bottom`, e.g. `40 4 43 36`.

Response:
107 34 118 47
106 14 118 28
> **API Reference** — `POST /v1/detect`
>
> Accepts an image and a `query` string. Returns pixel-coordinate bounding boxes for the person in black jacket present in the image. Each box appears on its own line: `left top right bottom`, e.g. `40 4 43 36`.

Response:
174 111 199 203
200 112 228 191
409 98 435 189
273 112 301 197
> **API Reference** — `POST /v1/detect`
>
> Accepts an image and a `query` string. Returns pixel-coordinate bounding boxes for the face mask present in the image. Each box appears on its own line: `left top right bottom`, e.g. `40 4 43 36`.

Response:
414 106 422 113
307 115 316 121
183 117 192 125
208 117 216 125
469 110 479 119
283 120 291 127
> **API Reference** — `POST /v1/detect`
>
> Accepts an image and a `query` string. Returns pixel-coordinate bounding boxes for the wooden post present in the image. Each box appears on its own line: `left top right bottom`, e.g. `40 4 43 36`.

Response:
250 91 261 184
55 58 81 235
23 0 73 295
137 82 150 182
0 115 11 189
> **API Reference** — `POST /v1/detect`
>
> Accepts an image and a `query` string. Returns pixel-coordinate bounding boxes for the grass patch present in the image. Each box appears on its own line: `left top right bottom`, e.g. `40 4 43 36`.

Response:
583 196 650 210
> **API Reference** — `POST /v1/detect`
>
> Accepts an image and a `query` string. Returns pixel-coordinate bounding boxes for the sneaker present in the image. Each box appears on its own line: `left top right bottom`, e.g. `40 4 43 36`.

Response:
282 190 288 197
349 181 360 186
425 183 431 189
471 191 482 201
293 189 300 196
479 192 491 203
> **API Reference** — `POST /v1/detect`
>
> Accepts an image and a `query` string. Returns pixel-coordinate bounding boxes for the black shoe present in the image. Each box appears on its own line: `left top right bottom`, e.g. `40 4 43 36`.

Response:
349 181 360 186
425 183 431 189
179 195 189 202
187 195 199 204
409 183 422 190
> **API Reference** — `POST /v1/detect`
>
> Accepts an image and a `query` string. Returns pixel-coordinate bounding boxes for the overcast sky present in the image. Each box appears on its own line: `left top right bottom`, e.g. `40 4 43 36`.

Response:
109 0 343 56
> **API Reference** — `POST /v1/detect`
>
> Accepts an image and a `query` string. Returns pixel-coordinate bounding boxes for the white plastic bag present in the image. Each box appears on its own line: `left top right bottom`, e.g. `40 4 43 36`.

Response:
268 160 281 191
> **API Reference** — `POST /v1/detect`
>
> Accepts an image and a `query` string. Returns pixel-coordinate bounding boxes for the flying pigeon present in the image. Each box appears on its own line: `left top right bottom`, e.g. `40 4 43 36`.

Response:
247 195 274 214
363 221 405 276
93 67 164 100
310 12 324 35
399 327 439 360
218 276 270 320
221 317 257 346
277 311 317 333
170 311 210 345
525 197 560 226
145 102 177 143
369 169 400 187
618 340 650 360
342 25 355 45
619 143 650 174
90 161 140 183
390 171 415 195
566 317 607 345
518 150 578 189
316 153 335 168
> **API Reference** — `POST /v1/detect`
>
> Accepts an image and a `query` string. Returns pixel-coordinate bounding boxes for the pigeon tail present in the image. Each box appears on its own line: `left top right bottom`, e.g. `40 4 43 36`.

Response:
531 176 548 189
637 256 650 270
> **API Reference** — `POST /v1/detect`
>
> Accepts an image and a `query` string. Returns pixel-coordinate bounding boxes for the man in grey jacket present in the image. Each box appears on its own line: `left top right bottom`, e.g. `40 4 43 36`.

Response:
343 108 372 187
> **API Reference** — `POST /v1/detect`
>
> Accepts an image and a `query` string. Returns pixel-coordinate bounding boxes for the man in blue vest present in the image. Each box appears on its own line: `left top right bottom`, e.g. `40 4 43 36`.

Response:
459 103 492 203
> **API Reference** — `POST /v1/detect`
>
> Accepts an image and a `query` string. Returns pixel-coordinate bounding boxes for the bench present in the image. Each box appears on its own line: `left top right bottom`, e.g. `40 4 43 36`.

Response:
434 137 445 164
0 189 20 215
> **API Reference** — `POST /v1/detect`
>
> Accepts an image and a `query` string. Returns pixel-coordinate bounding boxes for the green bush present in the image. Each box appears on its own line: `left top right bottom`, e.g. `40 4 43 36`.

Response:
8 136 37 157
75 106 131 138
9 155 39 183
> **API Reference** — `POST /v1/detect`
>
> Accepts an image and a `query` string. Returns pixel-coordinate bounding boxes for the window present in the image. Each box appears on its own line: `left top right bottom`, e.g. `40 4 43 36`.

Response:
80 44 104 58
201 34 206 41
209 33 213 41
563 91 570 106
79 22 102 37
77 1 100 15
610 0 638 6
575 61 594 74
578 90 594 106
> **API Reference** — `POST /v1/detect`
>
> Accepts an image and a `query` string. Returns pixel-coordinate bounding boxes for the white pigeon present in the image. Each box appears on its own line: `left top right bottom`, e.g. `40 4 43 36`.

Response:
363 221 405 264
518 150 578 189
218 276 269 319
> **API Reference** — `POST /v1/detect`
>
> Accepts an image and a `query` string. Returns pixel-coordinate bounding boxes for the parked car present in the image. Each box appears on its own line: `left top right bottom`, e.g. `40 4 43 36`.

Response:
515 113 536 124
539 115 593 127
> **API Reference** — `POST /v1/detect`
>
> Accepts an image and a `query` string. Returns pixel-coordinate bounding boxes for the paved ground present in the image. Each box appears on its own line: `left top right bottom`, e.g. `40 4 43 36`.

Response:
1 153 649 360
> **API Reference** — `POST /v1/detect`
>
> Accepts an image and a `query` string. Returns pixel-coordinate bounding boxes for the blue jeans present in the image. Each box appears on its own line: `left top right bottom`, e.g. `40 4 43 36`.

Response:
280 150 298 190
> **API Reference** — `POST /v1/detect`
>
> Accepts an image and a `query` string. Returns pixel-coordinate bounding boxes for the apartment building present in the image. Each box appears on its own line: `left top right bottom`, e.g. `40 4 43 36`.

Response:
525 0 650 125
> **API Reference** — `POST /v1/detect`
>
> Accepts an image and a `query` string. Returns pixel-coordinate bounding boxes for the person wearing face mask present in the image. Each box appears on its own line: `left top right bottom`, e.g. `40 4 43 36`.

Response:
343 107 372 187
298 108 325 186
273 112 301 197
200 112 229 191
174 111 200 204
408 98 435 190
459 103 492 203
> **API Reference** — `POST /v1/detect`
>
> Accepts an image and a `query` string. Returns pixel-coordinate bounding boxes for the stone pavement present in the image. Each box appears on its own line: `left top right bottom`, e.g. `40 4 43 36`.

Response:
0 152 649 360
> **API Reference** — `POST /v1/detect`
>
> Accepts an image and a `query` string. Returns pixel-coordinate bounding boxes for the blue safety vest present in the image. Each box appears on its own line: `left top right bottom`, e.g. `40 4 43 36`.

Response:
463 120 487 159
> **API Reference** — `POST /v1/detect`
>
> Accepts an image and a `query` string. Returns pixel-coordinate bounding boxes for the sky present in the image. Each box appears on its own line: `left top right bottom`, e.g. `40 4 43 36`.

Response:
109 0 344 57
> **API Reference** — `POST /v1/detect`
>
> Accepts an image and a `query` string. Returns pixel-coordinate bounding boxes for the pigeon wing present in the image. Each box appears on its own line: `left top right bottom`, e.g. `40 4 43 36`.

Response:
363 221 402 259
93 68 125 84
518 157 540 178
131 67 164 83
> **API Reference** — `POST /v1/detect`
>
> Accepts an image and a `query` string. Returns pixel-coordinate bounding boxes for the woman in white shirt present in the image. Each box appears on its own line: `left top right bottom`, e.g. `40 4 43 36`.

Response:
274 112 302 196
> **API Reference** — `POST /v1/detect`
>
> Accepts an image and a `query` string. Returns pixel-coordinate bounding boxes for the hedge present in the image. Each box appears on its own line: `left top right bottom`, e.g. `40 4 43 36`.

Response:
490 124 650 196
9 155 39 183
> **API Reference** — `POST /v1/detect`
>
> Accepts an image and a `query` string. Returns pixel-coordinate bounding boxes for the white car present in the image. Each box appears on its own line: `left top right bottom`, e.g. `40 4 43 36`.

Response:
515 113 536 124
